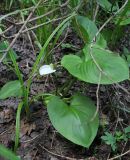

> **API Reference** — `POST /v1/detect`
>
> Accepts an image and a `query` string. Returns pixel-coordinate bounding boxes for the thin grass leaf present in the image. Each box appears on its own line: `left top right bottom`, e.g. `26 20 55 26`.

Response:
8 43 30 114
30 12 76 77
51 21 69 50
26 12 76 107
0 80 23 99
14 102 23 152
9 0 14 9
0 144 20 160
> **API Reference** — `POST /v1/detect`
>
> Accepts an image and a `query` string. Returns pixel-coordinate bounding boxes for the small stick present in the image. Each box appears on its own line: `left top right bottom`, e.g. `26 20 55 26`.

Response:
0 25 13 36
16 0 70 25
94 0 128 40
89 0 130 96
91 72 101 121
108 149 130 160
0 0 45 63
21 16 68 33
39 144 84 160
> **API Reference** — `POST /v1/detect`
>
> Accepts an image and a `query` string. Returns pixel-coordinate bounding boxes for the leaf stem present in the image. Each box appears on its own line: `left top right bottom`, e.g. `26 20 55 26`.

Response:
14 102 23 153
26 12 76 108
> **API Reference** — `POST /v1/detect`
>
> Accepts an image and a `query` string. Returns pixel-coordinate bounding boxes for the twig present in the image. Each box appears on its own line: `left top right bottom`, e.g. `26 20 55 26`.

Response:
87 0 130 126
115 83 130 95
93 3 99 22
0 0 44 63
0 25 13 36
0 127 13 136
21 133 43 143
16 8 58 25
108 149 130 160
39 144 84 160
0 16 69 39
50 131 56 148
16 0 70 25
89 0 130 96
121 141 127 155
0 6 35 22
114 111 120 132
94 0 128 40
91 72 101 121
25 26 35 54
49 27 70 58
21 16 68 33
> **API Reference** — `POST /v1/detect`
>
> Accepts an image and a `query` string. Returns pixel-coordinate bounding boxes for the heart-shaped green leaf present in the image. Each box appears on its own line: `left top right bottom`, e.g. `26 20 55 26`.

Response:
75 16 98 42
0 80 23 99
61 45 129 84
75 16 107 48
97 0 118 12
119 11 130 25
47 94 99 148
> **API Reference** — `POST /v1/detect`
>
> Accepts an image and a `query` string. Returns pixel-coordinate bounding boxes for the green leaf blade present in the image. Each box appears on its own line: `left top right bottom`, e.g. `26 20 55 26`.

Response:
0 41 18 62
75 16 107 48
0 145 20 160
75 16 98 42
61 45 129 84
0 80 23 100
47 94 99 148
119 11 130 25
97 0 118 12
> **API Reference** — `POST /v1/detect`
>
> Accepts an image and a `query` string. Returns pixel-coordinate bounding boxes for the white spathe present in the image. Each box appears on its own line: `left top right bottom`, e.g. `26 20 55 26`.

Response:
39 64 56 75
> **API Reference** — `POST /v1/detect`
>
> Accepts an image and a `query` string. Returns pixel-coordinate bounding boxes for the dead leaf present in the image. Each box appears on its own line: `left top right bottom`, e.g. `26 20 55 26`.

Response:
20 119 36 137
0 108 14 124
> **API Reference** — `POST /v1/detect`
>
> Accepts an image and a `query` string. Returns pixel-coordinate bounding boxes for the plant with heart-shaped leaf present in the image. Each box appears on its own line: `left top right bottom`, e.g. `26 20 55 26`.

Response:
61 44 129 84
1 1 130 156
74 16 107 48
47 94 99 147
0 14 76 153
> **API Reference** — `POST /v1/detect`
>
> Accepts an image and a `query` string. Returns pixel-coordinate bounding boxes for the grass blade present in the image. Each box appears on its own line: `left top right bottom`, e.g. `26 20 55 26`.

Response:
14 102 23 152
0 144 20 160
26 12 76 104
8 43 30 114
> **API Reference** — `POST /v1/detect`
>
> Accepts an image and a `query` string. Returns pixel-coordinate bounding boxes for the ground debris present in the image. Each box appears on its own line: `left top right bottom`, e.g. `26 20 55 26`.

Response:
20 119 36 137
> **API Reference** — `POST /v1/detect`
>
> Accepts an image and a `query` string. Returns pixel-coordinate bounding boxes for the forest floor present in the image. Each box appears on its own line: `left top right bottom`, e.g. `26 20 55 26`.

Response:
0 12 130 160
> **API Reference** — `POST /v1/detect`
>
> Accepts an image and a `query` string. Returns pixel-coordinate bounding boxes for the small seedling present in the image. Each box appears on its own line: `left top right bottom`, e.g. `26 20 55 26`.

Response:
101 132 117 151
101 126 130 151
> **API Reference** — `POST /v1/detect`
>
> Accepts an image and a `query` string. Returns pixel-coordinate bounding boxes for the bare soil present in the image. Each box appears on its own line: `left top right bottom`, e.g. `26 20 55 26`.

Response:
0 15 130 160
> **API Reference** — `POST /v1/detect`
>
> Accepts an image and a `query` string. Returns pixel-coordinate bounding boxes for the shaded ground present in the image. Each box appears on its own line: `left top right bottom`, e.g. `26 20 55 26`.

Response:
0 15 130 160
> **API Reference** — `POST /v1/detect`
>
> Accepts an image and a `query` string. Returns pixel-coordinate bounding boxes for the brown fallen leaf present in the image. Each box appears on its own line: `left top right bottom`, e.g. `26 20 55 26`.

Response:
0 108 14 124
20 119 36 137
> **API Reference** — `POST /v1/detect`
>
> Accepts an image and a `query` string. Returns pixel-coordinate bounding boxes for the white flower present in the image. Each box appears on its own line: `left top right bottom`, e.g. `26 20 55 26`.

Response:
39 64 56 76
